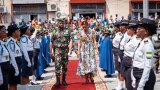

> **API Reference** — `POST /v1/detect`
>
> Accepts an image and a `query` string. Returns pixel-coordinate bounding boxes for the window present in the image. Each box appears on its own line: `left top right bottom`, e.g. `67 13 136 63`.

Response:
132 3 138 9
157 3 160 9
72 5 78 9
79 4 96 9
149 3 156 9
139 3 143 9
97 4 104 9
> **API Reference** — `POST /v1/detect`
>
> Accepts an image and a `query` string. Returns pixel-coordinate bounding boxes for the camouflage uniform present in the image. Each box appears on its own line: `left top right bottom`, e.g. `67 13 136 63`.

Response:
51 27 72 76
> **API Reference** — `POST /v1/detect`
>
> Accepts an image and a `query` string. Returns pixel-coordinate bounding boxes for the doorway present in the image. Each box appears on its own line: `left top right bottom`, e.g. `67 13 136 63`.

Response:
80 13 96 18
30 15 38 21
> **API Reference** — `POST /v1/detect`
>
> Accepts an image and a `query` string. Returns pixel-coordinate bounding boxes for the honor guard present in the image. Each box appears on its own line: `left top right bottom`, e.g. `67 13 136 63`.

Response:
119 20 130 61
131 18 156 90
29 27 40 85
19 24 34 86
120 20 141 90
112 21 122 72
32 31 40 72
6 24 22 90
0 25 10 90
51 18 72 87
117 20 129 90
112 21 125 90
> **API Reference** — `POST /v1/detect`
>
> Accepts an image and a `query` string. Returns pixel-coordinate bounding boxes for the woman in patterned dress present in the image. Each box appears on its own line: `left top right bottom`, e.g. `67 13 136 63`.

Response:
77 21 98 84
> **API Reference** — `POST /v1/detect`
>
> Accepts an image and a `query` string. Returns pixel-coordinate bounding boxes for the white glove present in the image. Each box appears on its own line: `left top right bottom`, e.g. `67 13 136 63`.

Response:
137 86 144 90
14 70 19 76
132 80 136 88
27 62 31 67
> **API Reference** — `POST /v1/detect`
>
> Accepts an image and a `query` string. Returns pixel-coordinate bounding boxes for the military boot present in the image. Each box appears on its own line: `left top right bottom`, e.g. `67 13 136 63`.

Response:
54 75 60 87
62 74 68 86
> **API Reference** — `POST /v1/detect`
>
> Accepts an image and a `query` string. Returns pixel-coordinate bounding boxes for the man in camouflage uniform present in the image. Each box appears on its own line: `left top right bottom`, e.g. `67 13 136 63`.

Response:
51 19 72 87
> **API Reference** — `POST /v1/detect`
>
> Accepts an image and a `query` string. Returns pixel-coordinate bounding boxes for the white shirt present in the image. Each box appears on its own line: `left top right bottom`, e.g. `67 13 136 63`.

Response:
20 35 33 64
31 37 40 49
6 37 22 57
132 37 154 87
120 32 131 50
20 35 33 51
6 37 22 74
112 32 123 48
0 40 9 63
124 35 141 58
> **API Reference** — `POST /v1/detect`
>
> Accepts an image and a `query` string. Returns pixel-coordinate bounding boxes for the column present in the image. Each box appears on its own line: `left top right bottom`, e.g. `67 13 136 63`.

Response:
143 0 149 18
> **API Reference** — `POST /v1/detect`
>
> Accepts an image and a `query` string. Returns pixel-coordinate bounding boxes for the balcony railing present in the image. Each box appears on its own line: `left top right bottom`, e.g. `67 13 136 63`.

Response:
12 0 46 4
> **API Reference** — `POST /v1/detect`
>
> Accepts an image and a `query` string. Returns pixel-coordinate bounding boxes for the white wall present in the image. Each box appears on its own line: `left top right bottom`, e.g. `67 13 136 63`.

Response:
47 0 70 20
106 0 129 20
1 0 12 24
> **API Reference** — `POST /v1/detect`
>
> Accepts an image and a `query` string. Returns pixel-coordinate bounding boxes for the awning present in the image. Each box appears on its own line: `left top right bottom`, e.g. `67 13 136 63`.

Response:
70 0 106 4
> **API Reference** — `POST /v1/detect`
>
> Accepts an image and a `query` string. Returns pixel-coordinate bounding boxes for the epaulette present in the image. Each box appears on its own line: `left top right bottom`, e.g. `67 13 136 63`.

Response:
20 36 28 43
10 39 14 44
119 33 122 36
144 40 148 44
7 39 15 52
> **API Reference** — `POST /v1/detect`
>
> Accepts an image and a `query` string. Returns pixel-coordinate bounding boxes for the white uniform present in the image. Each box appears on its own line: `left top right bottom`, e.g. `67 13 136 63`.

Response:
0 40 10 64
20 35 33 67
120 32 131 50
132 37 156 89
6 37 22 76
123 35 141 58
112 32 123 48
32 37 40 49
0 40 10 88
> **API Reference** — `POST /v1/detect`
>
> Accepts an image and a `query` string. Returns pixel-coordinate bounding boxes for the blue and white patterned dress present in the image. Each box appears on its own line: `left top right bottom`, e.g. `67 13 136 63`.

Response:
77 29 97 76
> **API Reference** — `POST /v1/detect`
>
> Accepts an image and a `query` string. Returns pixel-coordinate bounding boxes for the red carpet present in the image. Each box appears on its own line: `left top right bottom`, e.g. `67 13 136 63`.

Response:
52 60 96 90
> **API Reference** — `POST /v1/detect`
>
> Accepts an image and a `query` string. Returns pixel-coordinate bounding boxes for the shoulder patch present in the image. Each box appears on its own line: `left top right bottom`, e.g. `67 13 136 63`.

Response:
146 52 153 59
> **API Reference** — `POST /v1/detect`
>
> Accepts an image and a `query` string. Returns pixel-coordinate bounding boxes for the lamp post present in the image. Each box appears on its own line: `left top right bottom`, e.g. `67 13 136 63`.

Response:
143 0 149 18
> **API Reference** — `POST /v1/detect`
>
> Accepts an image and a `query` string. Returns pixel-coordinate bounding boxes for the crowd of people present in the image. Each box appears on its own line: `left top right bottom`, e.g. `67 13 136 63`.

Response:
0 14 159 90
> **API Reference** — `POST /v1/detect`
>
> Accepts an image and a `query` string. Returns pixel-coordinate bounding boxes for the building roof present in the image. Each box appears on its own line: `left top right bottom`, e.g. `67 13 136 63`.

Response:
70 0 106 4
130 0 160 2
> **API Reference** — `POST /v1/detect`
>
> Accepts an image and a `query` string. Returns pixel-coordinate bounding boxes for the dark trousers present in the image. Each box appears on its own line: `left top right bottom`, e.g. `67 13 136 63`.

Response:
0 61 10 90
119 50 124 62
113 47 120 72
133 68 156 90
121 56 133 90
33 49 40 70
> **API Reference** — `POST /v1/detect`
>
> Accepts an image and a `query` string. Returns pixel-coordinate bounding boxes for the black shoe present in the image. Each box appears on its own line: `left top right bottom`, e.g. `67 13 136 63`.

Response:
90 77 94 83
55 75 61 87
62 81 68 86
36 77 44 80
54 81 61 87
104 75 112 78
62 74 68 86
